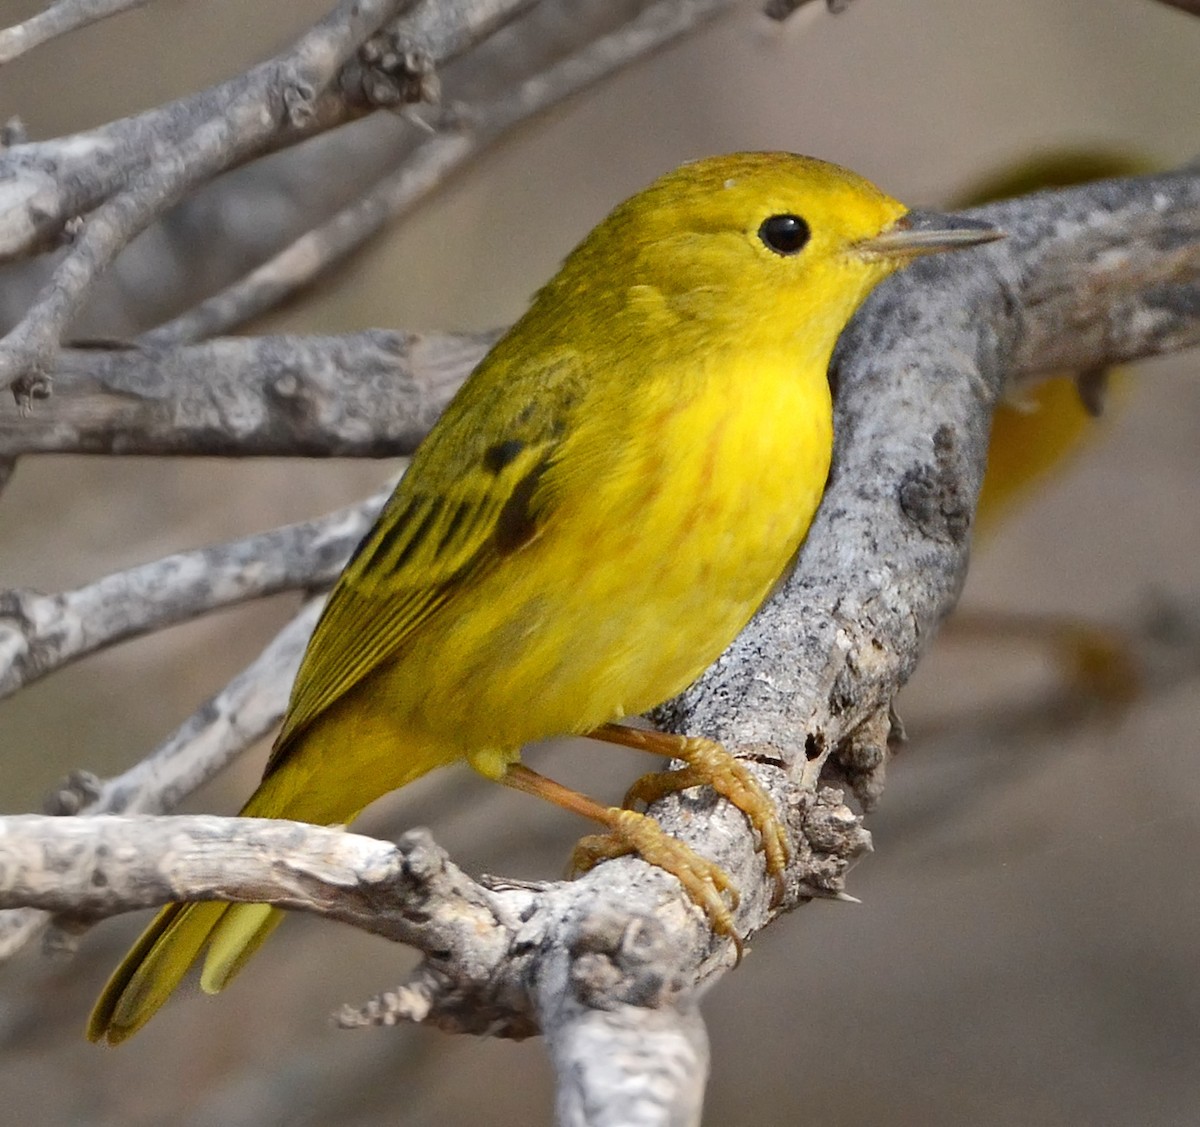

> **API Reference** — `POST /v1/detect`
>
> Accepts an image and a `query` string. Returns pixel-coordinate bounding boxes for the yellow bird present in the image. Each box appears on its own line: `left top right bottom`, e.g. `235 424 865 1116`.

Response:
89 152 999 1044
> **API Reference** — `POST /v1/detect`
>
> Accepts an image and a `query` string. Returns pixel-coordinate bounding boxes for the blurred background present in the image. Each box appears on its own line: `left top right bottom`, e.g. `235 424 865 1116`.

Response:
1 0 1199 1123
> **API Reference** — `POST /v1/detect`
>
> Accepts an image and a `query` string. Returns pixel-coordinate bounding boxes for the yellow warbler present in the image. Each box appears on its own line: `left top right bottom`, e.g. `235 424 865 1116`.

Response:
89 152 999 1044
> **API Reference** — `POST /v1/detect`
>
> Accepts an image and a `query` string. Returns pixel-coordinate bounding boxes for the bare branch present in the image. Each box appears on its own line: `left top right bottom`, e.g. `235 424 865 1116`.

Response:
143 0 738 345
0 0 547 267
658 167 1200 797
0 0 412 399
0 804 844 1117
0 494 384 698
0 169 1197 1120
0 0 555 402
0 815 495 936
0 598 322 959
141 0 739 348
0 332 492 457
0 0 153 64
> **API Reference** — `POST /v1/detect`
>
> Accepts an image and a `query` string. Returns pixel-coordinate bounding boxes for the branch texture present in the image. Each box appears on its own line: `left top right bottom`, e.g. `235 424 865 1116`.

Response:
0 494 384 698
0 332 492 457
7 173 1195 460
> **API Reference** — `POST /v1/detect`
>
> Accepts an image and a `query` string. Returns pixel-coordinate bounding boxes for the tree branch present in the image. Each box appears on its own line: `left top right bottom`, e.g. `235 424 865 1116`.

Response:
0 0 553 401
0 493 385 698
0 170 1197 1123
0 598 323 959
0 331 492 457
0 0 154 64
141 0 738 346
657 167 1200 805
0 0 546 264
0 0 414 398
7 172 1196 459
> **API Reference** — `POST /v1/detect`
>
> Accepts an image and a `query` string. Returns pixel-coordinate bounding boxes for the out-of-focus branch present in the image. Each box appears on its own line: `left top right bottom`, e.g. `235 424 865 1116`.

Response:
0 0 411 399
0 493 385 698
143 0 738 346
0 0 153 63
0 0 550 401
0 0 542 266
1154 0 1200 16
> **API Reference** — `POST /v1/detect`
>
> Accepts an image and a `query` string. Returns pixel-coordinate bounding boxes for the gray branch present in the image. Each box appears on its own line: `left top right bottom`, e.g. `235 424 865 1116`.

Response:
0 0 411 398
0 0 154 64
142 0 736 346
0 597 324 959
0 493 386 698
0 0 537 264
0 331 491 457
658 167 1200 809
6 172 1196 461
0 0 551 399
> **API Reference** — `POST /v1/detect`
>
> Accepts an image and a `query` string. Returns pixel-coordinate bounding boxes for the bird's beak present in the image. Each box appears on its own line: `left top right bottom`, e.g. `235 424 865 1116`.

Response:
855 210 1005 260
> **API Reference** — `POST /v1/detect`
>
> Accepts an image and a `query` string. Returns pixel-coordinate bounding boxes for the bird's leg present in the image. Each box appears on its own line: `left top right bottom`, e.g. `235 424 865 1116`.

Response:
498 762 740 948
587 723 790 903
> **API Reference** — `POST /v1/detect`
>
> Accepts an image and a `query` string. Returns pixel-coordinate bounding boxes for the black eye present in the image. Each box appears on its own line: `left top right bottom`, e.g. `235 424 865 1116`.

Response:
758 214 810 256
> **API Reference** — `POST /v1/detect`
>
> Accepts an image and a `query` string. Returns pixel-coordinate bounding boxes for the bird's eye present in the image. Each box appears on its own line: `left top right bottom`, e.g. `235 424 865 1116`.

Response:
758 214 810 256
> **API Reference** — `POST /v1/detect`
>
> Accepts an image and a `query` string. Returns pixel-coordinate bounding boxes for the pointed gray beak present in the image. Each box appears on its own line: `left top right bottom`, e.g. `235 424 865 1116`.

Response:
855 210 1005 260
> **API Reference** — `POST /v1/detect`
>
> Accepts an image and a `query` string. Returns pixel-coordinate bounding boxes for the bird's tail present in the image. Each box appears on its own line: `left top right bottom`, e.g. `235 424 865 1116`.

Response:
86 898 280 1045
87 714 452 1045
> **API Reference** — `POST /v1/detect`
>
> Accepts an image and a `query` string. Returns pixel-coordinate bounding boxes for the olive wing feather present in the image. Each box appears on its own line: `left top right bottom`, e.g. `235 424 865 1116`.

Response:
267 351 584 768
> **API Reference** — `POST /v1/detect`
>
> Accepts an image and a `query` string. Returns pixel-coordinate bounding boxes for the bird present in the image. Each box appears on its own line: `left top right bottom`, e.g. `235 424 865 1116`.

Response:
89 151 1000 1044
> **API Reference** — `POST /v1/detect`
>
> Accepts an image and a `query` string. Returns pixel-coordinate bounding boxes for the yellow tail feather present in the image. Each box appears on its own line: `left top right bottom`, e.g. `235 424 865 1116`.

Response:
201 903 283 994
87 703 455 1044
87 900 231 1044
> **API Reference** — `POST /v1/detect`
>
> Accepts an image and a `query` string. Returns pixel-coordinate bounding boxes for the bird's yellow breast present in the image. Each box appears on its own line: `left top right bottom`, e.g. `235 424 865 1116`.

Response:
394 343 833 761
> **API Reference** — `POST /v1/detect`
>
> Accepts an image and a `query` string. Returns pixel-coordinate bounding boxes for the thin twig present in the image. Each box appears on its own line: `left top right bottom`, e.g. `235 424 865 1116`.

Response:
0 0 412 400
0 0 154 65
0 0 548 266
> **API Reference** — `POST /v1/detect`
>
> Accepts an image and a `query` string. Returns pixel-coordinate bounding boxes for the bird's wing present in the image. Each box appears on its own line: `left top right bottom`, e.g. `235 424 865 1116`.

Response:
267 348 586 770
